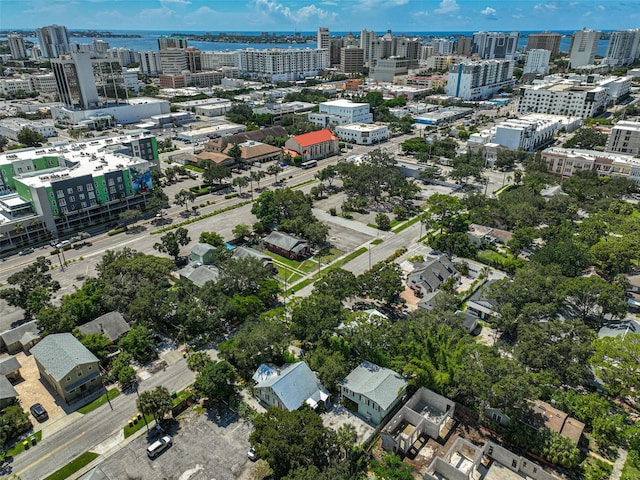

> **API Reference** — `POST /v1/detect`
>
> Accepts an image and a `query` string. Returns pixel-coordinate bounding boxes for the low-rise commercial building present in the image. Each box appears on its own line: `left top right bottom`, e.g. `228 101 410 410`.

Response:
334 123 389 145
0 118 57 141
309 99 373 127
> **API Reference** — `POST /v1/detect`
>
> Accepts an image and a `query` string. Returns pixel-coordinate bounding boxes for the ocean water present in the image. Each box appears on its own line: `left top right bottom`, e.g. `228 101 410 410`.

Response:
0 29 610 56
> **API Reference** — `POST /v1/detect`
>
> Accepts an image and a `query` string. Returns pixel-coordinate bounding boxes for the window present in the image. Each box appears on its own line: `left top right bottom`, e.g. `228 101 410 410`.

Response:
88 192 95 199
108 179 115 186
49 192 54 198
67 187 73 194
109 186 116 194
58 199 66 206
78 371 82 377
86 183 93 191
77 186 83 192
512 460 518 468
67 376 71 382
69 196 75 202
81 202 87 208
57 190 64 198
117 177 123 183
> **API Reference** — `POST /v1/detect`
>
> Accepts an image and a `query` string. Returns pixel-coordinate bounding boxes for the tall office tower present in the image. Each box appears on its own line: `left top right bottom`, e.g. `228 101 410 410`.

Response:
139 51 161 76
340 46 364 74
472 31 519 60
329 38 343 66
8 34 28 59
51 53 100 109
92 38 110 53
455 36 472 55
360 29 377 62
430 38 455 55
92 58 126 103
603 29 640 67
395 37 421 64
30 45 42 60
37 24 71 58
185 47 202 72
525 32 562 57
371 30 395 61
569 29 601 68
159 48 187 75
317 27 330 50
158 36 188 50
523 49 551 75
343 32 359 47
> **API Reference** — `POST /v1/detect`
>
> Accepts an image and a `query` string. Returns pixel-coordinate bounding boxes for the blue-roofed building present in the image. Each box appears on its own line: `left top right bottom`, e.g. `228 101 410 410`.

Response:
252 362 329 412
341 361 407 426
31 333 102 405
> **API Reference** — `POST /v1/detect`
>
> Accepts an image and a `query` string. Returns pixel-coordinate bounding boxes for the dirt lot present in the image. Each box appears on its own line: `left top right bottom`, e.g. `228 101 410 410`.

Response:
10 351 66 427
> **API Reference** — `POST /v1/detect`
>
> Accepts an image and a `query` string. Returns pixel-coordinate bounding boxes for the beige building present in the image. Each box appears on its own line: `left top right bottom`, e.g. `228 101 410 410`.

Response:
606 120 640 156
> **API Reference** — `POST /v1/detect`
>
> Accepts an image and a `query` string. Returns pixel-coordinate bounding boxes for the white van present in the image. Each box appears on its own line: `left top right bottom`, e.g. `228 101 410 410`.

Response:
147 435 172 459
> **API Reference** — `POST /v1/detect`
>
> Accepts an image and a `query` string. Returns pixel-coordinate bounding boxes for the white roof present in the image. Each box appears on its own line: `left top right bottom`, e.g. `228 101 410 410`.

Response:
321 99 366 108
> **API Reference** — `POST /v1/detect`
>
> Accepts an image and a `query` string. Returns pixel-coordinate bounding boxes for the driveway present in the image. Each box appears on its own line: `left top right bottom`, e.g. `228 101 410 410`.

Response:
322 404 375 445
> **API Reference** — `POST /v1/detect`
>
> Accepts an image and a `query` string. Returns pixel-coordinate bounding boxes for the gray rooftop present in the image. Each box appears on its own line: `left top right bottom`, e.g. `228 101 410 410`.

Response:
0 375 18 400
190 242 216 257
232 246 272 262
78 467 112 480
253 362 328 411
264 231 308 253
0 320 39 347
178 264 222 287
31 333 99 382
342 361 407 411
78 312 130 342
0 356 21 376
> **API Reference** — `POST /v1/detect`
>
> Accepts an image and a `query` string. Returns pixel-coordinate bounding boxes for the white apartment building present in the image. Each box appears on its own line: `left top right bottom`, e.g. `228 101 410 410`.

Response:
569 29 601 68
360 29 377 63
493 114 581 151
445 60 515 101
0 77 33 96
523 49 551 75
603 29 640 67
317 27 330 50
107 47 137 67
201 51 238 70
236 48 327 82
0 118 57 141
139 51 161 76
517 81 608 118
308 99 373 127
472 32 519 60
36 24 70 58
370 58 410 83
8 34 28 60
334 123 389 145
606 121 640 156
541 146 640 185
30 74 57 94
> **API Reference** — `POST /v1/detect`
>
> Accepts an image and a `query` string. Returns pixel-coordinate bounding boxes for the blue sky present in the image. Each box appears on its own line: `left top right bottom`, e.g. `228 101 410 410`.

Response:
1 0 638 32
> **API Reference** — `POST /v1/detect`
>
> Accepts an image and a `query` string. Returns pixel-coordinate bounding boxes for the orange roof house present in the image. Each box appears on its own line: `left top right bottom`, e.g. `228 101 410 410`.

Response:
284 129 339 161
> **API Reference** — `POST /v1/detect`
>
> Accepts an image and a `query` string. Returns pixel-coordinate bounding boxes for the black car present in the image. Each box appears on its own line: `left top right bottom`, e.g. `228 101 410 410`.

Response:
30 403 48 422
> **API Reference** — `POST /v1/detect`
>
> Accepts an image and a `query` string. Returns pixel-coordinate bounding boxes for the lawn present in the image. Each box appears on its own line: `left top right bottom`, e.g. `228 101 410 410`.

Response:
123 413 155 438
371 238 384 245
317 247 344 263
4 431 42 457
183 164 204 173
392 215 423 233
264 251 304 269
622 455 640 480
77 388 120 414
277 266 302 283
43 451 99 480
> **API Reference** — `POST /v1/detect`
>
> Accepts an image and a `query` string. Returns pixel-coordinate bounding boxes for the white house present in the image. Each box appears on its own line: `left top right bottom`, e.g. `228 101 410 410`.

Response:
334 123 389 145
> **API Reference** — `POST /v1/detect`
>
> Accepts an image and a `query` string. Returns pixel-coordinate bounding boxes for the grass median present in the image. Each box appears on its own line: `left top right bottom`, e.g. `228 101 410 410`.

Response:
4 431 42 457
43 451 99 480
77 388 120 414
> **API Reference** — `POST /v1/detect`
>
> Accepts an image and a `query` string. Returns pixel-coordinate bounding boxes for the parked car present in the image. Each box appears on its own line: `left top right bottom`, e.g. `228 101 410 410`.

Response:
247 447 257 461
147 435 172 459
30 403 48 422
18 248 34 256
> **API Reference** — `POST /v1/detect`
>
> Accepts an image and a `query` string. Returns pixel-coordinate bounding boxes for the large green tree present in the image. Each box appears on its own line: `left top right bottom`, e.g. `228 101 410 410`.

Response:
153 227 191 261
590 333 640 397
17 127 46 147
136 385 173 425
194 360 237 402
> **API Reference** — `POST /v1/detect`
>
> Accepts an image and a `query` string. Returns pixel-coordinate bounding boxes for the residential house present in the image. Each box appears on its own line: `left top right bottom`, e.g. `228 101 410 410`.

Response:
31 333 102 405
341 361 407 425
284 128 339 161
381 387 455 454
0 355 22 381
263 231 310 260
252 362 330 411
0 375 18 409
232 246 275 271
467 223 513 248
407 256 459 297
176 264 222 288
528 400 585 446
466 280 499 321
0 320 40 354
78 312 130 343
454 311 480 334
189 242 218 266
193 151 234 168
425 438 557 480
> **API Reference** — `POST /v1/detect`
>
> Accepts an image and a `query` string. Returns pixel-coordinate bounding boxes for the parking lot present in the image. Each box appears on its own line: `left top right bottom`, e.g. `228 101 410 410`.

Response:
95 407 254 480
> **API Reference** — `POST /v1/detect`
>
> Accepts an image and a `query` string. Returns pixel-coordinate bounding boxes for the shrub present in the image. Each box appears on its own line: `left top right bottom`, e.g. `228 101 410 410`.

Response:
329 207 337 216
107 227 126 236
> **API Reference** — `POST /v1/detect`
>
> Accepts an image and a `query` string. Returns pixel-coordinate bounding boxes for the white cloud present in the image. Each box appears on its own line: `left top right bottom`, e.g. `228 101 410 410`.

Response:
481 7 496 16
183 6 217 24
161 0 191 4
413 10 430 17
434 0 459 14
512 14 524 18
254 0 336 23
595 4 605 10
534 2 558 12
320 0 338 5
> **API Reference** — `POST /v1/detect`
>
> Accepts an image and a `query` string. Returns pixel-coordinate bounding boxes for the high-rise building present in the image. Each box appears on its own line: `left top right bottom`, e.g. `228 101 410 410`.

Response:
340 47 364 74
603 29 640 67
360 29 377 62
523 49 551 75
455 37 473 56
37 24 70 58
158 36 188 50
317 27 330 50
236 48 327 82
525 33 562 57
569 29 601 68
51 53 100 109
92 38 110 54
139 51 161 76
330 38 343 66
8 34 28 59
107 48 137 67
445 60 515 100
185 47 202 72
517 81 608 118
472 32 519 60
159 49 188 75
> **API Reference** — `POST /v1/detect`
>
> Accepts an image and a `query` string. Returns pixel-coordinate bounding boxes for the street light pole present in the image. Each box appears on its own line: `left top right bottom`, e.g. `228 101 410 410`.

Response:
133 382 150 433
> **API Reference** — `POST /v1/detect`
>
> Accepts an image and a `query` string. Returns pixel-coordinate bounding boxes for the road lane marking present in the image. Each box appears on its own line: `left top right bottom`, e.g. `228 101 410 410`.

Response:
16 431 86 476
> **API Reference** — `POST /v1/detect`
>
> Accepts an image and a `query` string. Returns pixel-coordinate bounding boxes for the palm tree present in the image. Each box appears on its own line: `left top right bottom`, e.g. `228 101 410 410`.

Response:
250 170 264 189
13 222 27 244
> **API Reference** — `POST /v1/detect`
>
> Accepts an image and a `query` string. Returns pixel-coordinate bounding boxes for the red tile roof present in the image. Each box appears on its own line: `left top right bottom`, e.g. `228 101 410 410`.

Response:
292 129 337 148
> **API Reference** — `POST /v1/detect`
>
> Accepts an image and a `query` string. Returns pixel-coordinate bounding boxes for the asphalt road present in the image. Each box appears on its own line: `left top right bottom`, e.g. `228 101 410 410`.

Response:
6 357 194 480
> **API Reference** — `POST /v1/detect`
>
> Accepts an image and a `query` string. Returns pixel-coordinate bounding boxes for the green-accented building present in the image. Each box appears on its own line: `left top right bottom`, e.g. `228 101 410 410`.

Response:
0 133 158 252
